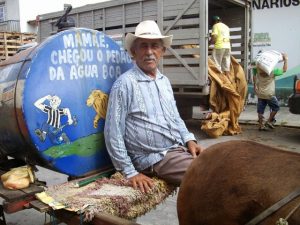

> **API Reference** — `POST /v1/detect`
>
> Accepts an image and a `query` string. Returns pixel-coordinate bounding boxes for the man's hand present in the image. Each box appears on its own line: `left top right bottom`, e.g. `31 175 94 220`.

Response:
254 84 258 94
209 34 216 46
281 53 288 72
128 173 154 193
187 141 204 158
67 118 73 125
282 53 288 61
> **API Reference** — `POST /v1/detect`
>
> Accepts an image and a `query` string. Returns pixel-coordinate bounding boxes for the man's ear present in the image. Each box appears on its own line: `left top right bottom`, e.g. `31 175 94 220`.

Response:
130 47 136 58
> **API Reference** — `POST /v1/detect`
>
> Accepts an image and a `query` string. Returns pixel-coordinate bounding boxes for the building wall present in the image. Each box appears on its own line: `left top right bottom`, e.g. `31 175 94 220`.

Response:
19 0 62 33
252 0 300 72
0 0 21 32
5 0 20 21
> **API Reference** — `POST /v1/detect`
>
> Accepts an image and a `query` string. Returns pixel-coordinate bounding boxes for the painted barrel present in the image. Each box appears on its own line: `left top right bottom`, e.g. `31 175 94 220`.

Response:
0 28 132 176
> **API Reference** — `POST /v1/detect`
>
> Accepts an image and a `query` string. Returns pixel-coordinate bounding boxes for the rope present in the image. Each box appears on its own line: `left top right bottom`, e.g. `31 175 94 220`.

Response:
285 200 300 220
276 200 300 225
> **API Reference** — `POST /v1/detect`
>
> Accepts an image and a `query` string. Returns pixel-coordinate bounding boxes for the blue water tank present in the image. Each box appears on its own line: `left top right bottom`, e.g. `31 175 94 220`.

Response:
0 28 132 176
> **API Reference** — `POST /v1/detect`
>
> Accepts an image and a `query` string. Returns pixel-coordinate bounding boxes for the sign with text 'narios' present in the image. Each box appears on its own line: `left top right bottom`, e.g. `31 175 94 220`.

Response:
252 0 300 9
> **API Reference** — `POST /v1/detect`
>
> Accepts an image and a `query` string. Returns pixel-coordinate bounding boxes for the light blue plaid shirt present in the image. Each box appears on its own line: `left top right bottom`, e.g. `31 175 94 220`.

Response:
104 64 196 178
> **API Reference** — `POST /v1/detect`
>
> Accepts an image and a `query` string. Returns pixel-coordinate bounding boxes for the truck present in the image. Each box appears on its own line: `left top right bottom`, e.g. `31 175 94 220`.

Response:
37 0 251 118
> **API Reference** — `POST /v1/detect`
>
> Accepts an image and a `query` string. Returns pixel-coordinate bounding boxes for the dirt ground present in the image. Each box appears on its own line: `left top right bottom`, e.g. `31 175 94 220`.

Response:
2 122 300 225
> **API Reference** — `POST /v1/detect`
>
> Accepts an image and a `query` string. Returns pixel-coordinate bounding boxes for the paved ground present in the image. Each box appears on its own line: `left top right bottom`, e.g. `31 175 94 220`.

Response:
238 104 300 128
194 104 300 128
2 106 300 225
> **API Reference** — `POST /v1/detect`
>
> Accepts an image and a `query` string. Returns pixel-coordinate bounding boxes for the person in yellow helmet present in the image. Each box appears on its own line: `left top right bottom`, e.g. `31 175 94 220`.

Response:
209 16 231 78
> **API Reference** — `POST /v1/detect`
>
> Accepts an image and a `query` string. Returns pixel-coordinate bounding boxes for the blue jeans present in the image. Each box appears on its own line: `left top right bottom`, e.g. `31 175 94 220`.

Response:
257 96 280 115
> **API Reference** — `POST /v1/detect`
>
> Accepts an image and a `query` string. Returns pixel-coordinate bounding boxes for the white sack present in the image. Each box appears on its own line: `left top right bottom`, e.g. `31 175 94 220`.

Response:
256 50 283 75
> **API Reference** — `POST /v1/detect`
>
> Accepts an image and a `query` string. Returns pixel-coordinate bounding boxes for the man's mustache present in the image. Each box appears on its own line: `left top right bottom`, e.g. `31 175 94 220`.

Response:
144 56 156 61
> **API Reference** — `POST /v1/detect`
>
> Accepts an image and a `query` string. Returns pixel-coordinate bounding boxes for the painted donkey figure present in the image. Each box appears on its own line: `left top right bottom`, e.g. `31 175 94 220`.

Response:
177 140 300 225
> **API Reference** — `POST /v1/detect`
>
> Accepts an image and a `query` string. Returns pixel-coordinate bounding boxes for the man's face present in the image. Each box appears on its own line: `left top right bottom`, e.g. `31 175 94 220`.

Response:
50 96 61 109
131 38 165 77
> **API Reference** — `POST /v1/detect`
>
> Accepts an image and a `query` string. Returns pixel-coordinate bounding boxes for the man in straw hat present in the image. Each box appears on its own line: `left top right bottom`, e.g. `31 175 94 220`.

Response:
104 20 203 193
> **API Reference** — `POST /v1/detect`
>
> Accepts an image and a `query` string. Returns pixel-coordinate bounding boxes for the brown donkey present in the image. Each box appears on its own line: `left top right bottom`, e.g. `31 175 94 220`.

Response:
177 140 300 225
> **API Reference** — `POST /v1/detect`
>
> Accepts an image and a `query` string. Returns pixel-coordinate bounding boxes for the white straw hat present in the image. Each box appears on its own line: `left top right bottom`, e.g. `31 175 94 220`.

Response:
125 20 173 56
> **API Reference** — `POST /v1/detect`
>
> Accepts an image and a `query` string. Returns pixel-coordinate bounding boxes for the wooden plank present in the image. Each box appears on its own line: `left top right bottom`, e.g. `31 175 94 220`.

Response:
0 170 44 201
0 32 36 61
165 48 200 56
92 212 141 225
169 28 200 40
163 0 197 34
164 66 198 74
163 58 200 65
21 183 44 195
0 182 26 201
29 200 50 213
44 209 141 225
3 195 36 214
0 182 44 202
172 39 200 45
164 18 200 27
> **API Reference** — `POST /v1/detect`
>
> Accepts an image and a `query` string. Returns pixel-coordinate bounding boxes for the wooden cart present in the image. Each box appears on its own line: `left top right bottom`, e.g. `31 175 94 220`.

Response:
0 168 140 225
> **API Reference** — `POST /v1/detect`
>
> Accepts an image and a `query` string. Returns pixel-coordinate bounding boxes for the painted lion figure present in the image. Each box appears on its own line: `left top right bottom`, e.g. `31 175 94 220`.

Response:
86 90 108 128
